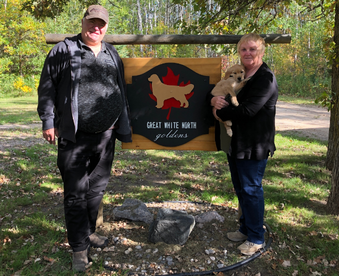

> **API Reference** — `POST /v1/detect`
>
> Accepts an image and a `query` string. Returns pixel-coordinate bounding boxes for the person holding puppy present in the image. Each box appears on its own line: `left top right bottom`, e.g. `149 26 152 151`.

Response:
210 33 278 256
37 5 131 271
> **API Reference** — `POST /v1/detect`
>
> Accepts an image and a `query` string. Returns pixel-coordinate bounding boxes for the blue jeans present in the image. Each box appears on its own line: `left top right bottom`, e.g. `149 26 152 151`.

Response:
227 155 267 244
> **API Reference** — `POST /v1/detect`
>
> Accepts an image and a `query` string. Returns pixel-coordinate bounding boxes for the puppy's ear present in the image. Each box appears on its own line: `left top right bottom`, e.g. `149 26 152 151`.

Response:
224 70 232 79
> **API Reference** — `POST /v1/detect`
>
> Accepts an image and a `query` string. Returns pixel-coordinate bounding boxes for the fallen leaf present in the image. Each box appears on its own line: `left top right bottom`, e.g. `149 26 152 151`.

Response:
34 258 41 263
328 234 338 240
307 259 316 266
23 260 31 265
282 260 291 267
314 255 325 264
43 256 55 263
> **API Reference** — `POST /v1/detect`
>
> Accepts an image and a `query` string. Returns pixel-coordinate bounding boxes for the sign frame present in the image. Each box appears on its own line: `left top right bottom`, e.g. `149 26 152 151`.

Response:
122 57 220 151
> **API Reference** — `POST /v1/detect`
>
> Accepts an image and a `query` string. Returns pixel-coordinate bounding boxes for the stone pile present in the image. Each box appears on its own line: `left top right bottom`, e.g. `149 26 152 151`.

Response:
112 198 226 246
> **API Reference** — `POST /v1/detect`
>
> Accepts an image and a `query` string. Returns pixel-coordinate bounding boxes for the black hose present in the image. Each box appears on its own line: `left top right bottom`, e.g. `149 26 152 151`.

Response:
104 201 273 276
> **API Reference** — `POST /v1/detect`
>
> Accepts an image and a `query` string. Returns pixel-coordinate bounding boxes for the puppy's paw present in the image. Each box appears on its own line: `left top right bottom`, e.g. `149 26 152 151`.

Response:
226 128 233 137
231 97 239 106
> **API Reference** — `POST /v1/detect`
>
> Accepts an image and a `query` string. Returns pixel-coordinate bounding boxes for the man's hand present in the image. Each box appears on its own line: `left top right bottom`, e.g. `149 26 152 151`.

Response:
43 128 58 145
211 96 228 110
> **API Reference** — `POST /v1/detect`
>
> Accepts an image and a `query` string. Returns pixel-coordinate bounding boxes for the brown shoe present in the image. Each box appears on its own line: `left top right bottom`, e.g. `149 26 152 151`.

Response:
237 240 266 256
226 230 248 242
72 246 92 272
89 232 108 248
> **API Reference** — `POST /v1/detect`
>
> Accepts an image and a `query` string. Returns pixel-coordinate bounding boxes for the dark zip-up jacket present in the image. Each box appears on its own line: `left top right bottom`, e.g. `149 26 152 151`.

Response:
216 62 278 160
37 34 132 143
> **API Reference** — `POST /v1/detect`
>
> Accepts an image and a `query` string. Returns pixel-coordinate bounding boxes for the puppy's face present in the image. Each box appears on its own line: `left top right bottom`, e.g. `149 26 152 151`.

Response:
224 65 245 83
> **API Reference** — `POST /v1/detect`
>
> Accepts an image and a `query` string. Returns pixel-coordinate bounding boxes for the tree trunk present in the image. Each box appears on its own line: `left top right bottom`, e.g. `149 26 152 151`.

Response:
327 150 339 214
137 0 144 55
326 1 339 215
326 1 339 171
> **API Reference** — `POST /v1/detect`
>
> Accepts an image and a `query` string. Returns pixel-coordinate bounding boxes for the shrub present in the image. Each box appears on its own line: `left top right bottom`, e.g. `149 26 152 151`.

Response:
0 74 39 97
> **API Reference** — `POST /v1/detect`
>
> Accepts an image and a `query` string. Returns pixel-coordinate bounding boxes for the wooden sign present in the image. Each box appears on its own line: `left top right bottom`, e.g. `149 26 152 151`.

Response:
122 58 220 151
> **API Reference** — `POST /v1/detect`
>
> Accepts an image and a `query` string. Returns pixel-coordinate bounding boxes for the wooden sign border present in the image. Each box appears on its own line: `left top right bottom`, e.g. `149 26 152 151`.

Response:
122 57 220 151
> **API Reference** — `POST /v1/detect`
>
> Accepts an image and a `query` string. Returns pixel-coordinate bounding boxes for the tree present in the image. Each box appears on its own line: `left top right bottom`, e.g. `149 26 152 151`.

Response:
326 1 339 215
21 0 98 19
262 2 331 99
0 0 47 95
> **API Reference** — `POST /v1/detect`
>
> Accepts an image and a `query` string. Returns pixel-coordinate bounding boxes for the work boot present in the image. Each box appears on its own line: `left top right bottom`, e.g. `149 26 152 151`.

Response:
72 246 91 272
226 230 248 242
89 232 108 248
237 240 266 256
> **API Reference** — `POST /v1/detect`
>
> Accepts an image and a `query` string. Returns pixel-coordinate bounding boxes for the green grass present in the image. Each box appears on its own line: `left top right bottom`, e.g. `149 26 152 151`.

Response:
0 95 40 125
0 96 338 275
278 94 320 105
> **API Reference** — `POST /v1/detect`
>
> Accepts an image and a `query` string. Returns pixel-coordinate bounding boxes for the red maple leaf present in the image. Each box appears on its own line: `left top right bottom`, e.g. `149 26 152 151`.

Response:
149 67 194 120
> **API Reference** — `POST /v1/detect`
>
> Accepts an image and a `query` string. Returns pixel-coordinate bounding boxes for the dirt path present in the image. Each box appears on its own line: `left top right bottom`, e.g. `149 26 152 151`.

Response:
275 101 330 141
0 102 331 147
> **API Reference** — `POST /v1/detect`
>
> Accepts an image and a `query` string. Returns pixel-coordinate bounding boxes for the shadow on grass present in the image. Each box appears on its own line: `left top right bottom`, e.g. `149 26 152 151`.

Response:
1 131 337 275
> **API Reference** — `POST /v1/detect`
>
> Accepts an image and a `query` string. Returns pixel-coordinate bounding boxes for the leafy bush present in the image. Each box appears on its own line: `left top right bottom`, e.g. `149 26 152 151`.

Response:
276 74 331 99
0 74 39 98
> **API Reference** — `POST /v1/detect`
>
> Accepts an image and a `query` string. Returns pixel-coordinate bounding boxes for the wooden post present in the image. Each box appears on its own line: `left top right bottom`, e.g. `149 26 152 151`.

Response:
45 33 291 45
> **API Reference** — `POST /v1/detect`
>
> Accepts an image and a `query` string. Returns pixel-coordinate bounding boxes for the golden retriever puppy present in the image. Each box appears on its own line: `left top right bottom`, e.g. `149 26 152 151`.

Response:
211 64 246 137
148 74 194 108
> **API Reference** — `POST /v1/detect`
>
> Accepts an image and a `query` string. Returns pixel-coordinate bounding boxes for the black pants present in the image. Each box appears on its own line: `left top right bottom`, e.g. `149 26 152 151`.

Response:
57 130 115 252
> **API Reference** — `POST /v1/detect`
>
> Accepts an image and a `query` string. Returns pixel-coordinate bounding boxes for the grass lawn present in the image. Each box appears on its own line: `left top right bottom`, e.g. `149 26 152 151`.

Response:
0 95 40 125
0 96 338 275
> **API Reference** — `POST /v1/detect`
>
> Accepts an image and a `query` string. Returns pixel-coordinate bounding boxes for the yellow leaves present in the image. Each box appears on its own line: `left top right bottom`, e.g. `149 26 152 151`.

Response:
13 77 33 94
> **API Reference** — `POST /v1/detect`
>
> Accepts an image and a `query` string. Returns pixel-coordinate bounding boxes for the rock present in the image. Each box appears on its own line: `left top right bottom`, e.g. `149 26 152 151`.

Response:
112 198 154 224
103 246 115 252
194 211 224 223
205 249 215 255
148 208 195 245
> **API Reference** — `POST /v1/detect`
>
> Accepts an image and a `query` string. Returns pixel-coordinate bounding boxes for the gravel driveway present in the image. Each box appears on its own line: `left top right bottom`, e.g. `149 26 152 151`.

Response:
275 101 330 141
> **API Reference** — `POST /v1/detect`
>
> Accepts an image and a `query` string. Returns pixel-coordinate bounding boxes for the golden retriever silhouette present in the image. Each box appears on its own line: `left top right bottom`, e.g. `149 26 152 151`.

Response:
148 74 194 108
211 64 247 137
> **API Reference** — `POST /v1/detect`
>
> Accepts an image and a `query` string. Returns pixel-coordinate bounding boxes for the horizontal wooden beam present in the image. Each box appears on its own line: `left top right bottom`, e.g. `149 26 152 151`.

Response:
45 34 291 45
